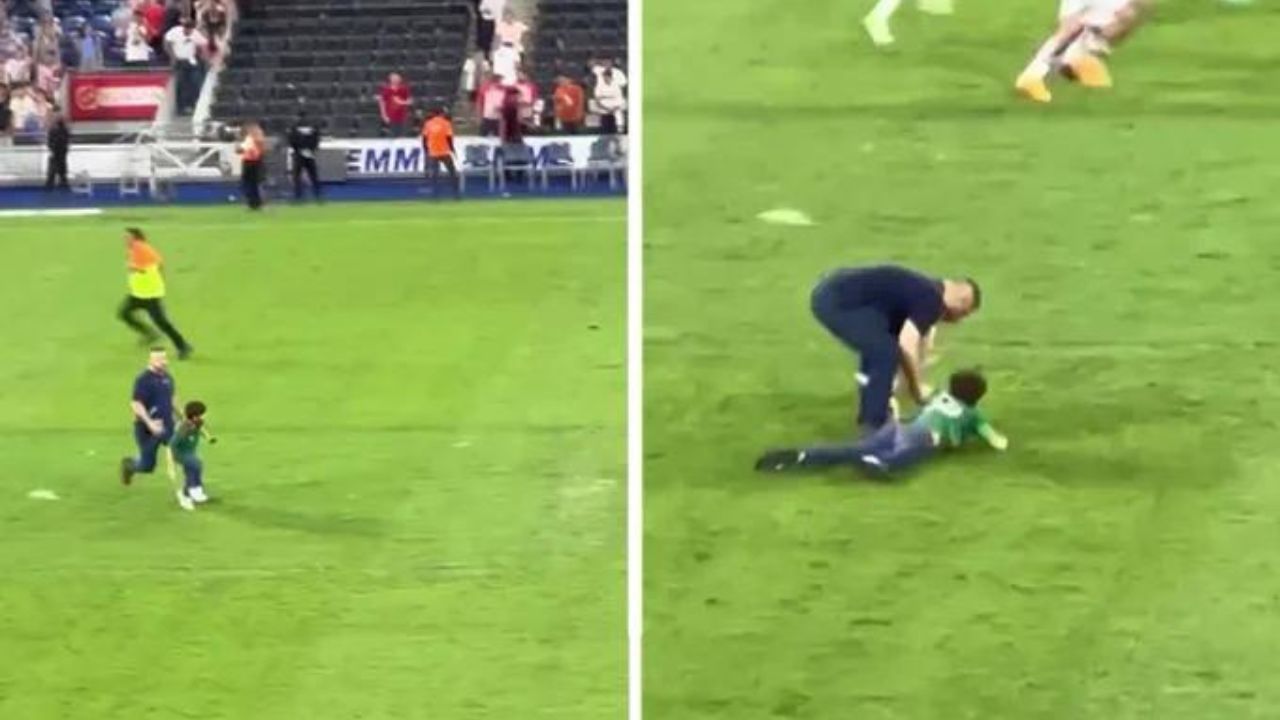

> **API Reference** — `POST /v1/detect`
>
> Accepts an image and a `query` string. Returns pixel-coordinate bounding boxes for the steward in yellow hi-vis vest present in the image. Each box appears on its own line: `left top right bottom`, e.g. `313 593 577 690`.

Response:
117 227 193 359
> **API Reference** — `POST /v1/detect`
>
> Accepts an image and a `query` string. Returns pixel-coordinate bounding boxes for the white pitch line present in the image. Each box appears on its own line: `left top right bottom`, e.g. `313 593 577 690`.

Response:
0 208 103 218
105 214 627 230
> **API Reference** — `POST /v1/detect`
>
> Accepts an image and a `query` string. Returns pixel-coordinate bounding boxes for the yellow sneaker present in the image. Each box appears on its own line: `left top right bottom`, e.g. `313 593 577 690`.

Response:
1067 53 1113 88
1015 75 1052 103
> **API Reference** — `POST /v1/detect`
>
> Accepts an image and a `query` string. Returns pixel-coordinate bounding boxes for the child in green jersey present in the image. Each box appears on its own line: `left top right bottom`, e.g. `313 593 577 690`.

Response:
166 400 217 510
755 369 1008 476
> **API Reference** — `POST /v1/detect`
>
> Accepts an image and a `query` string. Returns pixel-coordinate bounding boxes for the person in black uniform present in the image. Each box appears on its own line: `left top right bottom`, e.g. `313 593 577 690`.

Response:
45 113 70 191
286 111 321 201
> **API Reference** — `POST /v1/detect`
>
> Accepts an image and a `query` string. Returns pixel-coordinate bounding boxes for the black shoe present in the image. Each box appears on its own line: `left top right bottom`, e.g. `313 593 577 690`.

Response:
177 345 193 360
120 457 135 486
755 449 802 472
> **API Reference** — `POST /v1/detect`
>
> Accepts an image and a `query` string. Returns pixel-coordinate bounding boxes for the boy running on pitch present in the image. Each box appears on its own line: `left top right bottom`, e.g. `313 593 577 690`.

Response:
167 400 217 510
756 369 1008 476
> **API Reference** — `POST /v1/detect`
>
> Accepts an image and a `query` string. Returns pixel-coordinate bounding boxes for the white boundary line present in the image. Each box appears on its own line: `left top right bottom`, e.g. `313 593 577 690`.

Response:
0 208 104 218
626 0 644 714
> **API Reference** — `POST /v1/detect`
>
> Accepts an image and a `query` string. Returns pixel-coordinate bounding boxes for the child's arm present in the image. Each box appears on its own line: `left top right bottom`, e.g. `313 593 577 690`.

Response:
977 422 1009 451
165 445 177 481
199 424 218 444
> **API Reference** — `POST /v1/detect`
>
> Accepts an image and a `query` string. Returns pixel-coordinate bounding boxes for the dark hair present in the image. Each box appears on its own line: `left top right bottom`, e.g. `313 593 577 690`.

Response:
184 400 207 419
965 277 982 311
149 346 167 354
948 369 987 407
126 227 145 241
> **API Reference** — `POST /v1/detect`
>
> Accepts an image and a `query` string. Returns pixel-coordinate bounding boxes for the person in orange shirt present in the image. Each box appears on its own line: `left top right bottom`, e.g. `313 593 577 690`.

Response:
119 227 193 358
236 121 266 210
553 75 585 134
421 108 460 199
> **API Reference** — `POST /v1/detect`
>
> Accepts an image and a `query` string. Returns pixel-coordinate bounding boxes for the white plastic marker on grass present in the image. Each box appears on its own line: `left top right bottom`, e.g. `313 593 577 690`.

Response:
27 489 60 501
757 208 815 227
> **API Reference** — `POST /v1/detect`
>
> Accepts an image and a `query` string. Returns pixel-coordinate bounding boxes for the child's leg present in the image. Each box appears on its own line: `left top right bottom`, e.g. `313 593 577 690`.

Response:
180 454 203 491
796 423 901 467
864 424 939 472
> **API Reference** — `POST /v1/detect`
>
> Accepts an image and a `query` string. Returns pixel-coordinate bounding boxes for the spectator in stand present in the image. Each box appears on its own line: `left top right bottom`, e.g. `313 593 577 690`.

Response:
492 40 519 86
32 14 60 67
9 86 46 140
476 72 503 137
112 0 138 42
0 17 22 61
197 0 228 57
515 70 537 127
553 75 585 134
461 51 487 102
35 56 60 97
143 0 167 60
0 86 12 147
4 46 31 86
45 112 69 191
165 17 207 115
377 72 413 137
591 60 628 134
476 0 504 60
498 85 523 144
494 8 527 55
162 0 184 37
75 25 104 70
125 12 153 64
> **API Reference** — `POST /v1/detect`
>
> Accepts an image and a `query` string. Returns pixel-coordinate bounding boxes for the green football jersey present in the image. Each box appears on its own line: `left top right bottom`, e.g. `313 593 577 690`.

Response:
907 391 989 448
170 420 201 456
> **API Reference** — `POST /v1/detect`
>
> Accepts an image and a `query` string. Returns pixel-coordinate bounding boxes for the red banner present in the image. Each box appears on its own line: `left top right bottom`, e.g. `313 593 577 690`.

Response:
68 72 171 122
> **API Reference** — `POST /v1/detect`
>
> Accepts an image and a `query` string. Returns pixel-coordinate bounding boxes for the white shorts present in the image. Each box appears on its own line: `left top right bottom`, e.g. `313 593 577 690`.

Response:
1058 0 1128 23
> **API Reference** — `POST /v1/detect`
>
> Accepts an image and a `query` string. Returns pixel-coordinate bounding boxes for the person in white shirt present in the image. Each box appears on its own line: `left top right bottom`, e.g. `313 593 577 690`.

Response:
164 18 207 115
491 40 520 86
3 46 31 86
494 8 527 54
476 0 506 58
591 61 627 134
125 13 153 64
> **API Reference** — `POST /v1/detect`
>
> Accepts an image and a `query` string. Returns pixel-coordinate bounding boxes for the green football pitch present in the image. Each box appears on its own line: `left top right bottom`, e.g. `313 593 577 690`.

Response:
644 1 1280 718
0 201 625 719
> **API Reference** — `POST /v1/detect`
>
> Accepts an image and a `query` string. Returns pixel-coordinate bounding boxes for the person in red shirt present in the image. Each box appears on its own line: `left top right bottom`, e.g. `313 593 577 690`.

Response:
475 73 504 138
499 85 523 145
143 0 167 59
377 72 413 137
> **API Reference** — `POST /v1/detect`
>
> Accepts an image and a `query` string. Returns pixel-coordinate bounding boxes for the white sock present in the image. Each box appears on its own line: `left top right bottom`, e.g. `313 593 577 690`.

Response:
1021 28 1079 79
870 0 903 20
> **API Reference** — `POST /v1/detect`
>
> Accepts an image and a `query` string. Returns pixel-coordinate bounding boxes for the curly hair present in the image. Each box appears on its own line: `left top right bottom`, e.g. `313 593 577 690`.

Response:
948 369 987 407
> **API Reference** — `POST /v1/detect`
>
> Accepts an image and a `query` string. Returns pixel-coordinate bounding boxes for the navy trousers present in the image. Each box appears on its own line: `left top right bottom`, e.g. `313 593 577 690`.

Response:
131 423 172 473
811 282 900 429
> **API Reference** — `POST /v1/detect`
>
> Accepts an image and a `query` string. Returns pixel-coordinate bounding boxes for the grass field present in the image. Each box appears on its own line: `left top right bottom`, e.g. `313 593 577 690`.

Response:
0 200 625 719
644 2 1280 718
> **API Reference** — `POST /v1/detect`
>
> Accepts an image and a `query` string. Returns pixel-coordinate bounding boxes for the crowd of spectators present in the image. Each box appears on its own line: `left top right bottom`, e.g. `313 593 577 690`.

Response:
460 0 627 141
0 0 231 142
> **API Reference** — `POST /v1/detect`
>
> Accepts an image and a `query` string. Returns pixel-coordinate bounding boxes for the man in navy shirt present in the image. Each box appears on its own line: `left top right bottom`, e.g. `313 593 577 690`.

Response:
810 265 982 434
120 347 179 485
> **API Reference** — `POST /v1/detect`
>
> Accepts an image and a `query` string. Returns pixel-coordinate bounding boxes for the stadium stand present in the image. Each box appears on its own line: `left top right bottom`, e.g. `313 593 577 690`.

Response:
528 0 625 103
213 0 470 136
